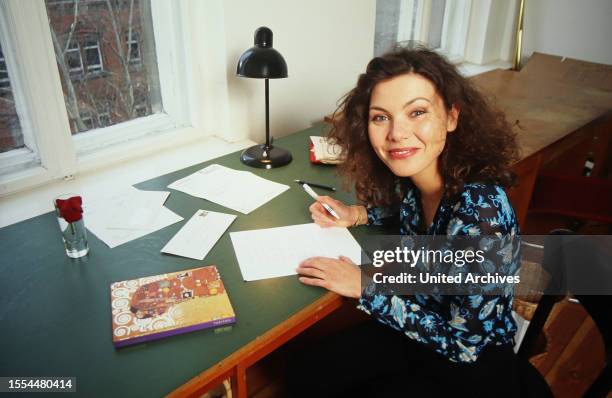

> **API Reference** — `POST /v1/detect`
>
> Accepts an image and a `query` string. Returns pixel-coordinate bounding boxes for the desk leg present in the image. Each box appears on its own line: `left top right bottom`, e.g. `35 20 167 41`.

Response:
233 364 248 398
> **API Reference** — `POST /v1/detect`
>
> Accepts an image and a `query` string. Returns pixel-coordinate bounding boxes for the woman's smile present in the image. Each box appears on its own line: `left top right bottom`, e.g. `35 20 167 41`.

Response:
388 147 420 159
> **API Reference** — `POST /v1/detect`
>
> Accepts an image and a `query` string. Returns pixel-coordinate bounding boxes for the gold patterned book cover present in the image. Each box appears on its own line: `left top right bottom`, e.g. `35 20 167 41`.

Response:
110 265 235 347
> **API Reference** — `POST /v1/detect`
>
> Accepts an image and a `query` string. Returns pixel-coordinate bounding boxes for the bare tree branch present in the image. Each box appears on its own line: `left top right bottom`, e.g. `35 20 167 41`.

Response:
126 0 134 63
105 0 125 63
105 0 135 116
63 0 80 55
104 79 128 115
81 80 101 123
101 35 123 62
50 25 85 131
0 95 15 105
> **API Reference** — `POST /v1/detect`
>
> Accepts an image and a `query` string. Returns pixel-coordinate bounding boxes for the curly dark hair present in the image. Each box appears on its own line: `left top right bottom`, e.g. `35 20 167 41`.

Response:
329 48 519 207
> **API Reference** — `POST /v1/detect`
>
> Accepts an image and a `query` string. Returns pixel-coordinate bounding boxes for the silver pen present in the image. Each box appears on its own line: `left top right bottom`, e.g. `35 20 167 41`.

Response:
301 183 341 220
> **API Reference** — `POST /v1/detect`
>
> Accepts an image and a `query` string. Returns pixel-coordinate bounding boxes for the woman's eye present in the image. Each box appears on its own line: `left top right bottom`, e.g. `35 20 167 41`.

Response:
411 110 425 117
371 115 388 122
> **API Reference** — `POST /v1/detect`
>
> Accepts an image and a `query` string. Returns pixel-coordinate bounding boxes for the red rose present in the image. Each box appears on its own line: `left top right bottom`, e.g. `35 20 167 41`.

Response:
55 196 83 223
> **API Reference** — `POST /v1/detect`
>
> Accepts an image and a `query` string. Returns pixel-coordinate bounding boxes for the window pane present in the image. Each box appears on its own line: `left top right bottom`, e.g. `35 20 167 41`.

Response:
376 0 469 60
0 44 24 153
125 31 141 65
66 44 83 73
84 46 102 71
428 0 446 49
46 0 162 135
98 112 111 126
129 42 140 63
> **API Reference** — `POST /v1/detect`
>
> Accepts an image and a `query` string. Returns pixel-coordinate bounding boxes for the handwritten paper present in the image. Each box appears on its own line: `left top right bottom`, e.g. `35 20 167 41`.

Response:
230 223 363 281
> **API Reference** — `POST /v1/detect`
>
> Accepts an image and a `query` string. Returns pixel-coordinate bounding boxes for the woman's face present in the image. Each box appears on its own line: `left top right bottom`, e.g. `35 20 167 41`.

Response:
367 73 459 180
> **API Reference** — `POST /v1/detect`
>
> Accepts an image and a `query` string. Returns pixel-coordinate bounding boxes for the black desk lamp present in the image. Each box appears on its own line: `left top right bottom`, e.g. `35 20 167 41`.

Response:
236 27 292 168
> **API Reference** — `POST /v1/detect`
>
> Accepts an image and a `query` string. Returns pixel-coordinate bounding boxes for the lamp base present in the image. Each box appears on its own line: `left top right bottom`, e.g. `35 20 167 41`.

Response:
240 144 292 169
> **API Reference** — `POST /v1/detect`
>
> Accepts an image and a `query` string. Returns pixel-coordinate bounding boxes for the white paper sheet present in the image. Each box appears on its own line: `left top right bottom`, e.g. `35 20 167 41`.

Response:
168 164 289 214
106 190 170 230
84 187 183 248
161 210 236 260
230 223 364 281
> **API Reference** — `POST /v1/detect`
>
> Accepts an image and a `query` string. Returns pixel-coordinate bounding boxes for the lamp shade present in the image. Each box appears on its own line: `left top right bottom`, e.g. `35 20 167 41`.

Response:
236 27 288 79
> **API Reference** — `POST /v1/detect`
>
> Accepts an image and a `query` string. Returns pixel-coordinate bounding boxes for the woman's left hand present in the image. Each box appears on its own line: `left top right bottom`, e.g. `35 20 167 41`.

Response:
296 256 361 299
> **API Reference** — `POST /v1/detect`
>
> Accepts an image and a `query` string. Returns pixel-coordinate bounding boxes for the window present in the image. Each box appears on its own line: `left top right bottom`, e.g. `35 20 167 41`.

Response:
0 0 200 196
47 0 162 135
0 48 10 88
0 43 24 154
82 36 103 74
65 39 83 74
134 103 147 117
80 110 95 130
375 0 517 66
133 90 148 116
396 0 472 61
126 30 141 64
98 110 111 127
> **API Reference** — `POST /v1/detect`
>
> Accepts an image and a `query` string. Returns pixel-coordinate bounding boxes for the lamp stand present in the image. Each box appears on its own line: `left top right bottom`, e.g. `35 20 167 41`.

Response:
240 79 292 169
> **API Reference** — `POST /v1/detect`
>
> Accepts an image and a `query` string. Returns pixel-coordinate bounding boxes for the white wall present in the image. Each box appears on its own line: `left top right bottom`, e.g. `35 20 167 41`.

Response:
522 0 612 65
221 0 376 142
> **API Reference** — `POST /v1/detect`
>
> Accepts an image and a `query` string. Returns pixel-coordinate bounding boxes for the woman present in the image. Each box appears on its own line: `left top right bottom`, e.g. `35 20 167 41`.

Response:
291 48 523 397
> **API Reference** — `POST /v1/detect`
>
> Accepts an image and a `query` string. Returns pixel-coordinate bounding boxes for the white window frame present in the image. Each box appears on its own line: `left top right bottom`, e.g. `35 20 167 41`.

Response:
0 0 219 197
395 0 518 69
438 0 472 62
463 0 518 66
397 0 429 44
397 0 472 62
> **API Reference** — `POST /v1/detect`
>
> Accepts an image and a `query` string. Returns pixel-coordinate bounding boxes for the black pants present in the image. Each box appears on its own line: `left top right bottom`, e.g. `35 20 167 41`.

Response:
286 319 522 398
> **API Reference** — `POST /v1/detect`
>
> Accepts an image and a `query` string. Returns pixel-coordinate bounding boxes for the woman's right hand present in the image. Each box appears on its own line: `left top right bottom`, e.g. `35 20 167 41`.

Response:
309 197 365 228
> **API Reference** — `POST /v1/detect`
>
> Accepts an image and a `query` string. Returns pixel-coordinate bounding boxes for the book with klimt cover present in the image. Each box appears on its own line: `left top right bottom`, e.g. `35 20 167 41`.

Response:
110 265 235 347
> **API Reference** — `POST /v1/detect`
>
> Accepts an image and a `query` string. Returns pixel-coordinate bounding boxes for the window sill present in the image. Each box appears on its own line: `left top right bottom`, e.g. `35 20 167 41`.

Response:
2 117 199 197
0 135 255 228
458 60 513 77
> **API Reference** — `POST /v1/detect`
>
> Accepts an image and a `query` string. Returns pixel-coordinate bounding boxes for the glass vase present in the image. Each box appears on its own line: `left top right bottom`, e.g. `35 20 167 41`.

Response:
54 195 89 259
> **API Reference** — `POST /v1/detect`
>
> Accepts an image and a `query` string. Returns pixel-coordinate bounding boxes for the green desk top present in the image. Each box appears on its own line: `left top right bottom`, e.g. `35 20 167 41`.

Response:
0 125 377 397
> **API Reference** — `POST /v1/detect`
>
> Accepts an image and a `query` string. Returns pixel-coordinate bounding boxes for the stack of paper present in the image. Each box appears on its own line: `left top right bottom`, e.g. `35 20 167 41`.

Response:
162 210 236 260
230 223 364 281
85 187 183 248
168 164 289 214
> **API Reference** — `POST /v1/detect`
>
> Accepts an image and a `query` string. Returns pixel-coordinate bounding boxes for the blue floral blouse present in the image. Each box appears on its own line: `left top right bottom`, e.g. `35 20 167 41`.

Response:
357 182 520 363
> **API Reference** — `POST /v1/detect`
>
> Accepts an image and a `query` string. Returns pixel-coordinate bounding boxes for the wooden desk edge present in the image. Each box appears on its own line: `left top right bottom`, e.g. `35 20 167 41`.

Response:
167 292 345 398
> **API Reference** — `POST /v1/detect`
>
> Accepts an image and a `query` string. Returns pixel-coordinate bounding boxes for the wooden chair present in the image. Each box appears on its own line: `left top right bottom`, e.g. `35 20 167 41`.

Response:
517 231 611 397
